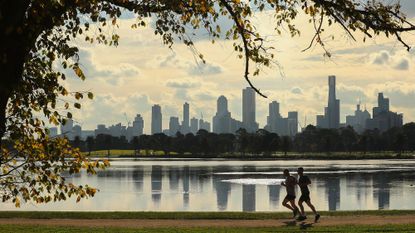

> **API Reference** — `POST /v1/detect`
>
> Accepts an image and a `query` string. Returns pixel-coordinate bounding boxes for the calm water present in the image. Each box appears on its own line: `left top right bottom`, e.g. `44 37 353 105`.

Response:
2 159 415 211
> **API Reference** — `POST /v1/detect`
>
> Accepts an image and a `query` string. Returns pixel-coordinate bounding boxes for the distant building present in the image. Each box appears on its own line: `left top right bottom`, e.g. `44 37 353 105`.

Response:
190 117 199 134
48 127 58 137
181 102 190 134
242 87 258 133
213 96 232 134
316 75 340 129
60 118 74 139
199 119 211 132
95 124 109 136
73 125 82 139
366 93 403 132
108 123 126 137
345 103 371 133
265 101 298 136
151 105 162 134
169 116 181 136
133 114 144 136
81 130 95 139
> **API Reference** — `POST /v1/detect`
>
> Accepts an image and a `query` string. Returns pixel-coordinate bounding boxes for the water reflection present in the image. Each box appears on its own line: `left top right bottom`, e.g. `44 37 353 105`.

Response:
2 160 415 211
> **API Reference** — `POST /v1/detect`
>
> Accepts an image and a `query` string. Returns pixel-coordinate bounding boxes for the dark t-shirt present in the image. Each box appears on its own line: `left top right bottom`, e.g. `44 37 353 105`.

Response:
298 176 310 194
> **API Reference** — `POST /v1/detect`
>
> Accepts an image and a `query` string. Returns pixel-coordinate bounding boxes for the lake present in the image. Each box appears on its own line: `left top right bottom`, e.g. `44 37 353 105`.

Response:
2 159 415 211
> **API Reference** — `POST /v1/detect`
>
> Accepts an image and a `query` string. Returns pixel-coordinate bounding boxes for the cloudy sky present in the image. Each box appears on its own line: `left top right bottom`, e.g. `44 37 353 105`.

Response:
65 1 415 133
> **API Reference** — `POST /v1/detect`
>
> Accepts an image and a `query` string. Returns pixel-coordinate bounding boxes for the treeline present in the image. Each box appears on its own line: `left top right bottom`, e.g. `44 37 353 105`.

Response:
72 123 415 156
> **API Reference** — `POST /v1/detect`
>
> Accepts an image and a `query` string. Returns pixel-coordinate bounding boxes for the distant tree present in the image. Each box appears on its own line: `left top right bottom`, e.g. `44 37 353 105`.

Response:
86 136 95 156
2 0 415 207
104 135 112 157
72 136 82 150
281 136 292 156
131 136 140 156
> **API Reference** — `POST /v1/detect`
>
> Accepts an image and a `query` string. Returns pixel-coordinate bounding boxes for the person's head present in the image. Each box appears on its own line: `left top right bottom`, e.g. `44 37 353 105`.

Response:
297 167 304 176
283 169 290 177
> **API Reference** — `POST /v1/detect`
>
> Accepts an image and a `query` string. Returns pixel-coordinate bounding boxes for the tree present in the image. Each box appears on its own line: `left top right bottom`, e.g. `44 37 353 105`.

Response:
2 0 415 207
86 136 95 156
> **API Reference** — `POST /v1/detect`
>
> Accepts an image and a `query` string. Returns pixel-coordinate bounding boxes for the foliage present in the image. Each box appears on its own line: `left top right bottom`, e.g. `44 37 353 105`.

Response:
71 123 415 156
1 0 415 207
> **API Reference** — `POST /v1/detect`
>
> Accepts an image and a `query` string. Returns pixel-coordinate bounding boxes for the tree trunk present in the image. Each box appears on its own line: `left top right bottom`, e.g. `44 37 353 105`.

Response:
0 89 9 145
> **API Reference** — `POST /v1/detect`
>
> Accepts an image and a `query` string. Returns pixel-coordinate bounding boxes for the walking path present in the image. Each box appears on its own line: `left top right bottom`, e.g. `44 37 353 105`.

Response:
0 215 414 228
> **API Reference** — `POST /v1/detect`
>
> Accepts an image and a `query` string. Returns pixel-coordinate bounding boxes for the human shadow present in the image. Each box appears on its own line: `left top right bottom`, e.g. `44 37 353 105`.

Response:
282 220 314 231
282 220 297 227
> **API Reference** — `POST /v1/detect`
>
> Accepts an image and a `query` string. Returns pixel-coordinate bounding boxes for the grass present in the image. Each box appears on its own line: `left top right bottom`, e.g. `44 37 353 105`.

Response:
84 149 414 160
1 210 415 219
1 224 415 233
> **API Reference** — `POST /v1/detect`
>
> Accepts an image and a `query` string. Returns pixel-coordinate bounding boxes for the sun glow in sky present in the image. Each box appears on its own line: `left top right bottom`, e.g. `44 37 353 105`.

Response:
66 1 415 134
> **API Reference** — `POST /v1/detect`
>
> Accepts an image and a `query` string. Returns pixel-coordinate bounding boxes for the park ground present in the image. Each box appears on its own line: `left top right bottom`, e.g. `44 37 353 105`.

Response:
0 211 415 232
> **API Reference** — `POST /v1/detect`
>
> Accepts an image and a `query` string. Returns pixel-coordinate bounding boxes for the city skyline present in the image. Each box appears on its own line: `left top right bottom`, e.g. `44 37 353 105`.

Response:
55 79 406 139
62 1 415 135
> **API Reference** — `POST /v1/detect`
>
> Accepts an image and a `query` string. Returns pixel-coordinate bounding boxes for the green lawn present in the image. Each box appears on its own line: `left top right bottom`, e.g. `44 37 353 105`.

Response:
1 210 415 219
1 224 415 233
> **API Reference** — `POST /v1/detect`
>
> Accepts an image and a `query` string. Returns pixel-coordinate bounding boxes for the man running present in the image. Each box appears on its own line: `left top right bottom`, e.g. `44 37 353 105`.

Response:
296 167 320 222
281 169 299 218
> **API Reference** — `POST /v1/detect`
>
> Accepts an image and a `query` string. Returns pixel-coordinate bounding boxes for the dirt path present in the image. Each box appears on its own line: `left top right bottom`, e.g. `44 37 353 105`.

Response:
0 215 414 228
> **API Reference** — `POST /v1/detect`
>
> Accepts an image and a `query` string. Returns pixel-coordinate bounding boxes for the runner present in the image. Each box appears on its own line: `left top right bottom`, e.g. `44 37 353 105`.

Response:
296 167 320 222
281 169 299 218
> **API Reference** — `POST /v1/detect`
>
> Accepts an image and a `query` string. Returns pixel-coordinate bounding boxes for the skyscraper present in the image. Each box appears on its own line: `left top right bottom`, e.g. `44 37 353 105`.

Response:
151 104 162 134
242 87 258 133
60 118 74 139
190 117 198 134
133 114 144 136
316 75 340 129
213 96 232 134
182 102 190 134
169 116 180 136
366 93 403 132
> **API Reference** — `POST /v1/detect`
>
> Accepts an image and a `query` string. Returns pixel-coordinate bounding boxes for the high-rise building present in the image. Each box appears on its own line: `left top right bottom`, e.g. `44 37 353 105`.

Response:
266 101 281 133
73 125 82 139
190 117 198 134
199 119 211 132
60 118 74 139
48 127 58 137
95 124 109 136
133 114 144 135
316 75 340 129
151 104 162 134
242 87 258 133
127 114 144 140
181 102 190 134
213 96 232 134
345 102 371 133
366 93 403 132
169 116 180 136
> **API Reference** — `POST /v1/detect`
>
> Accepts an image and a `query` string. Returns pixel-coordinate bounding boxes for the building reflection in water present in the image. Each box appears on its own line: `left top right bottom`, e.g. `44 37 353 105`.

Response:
268 185 280 208
326 177 340 211
151 165 162 205
242 184 256 212
182 166 190 208
214 179 231 211
168 167 180 191
132 167 144 192
373 173 390 210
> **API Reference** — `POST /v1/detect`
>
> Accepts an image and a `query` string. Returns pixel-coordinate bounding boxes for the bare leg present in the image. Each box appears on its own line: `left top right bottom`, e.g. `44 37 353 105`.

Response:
289 199 298 212
282 199 294 211
306 200 318 215
298 200 305 216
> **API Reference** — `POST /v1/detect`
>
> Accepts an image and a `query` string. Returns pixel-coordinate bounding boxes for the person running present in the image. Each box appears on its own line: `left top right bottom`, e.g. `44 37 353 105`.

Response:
281 169 299 218
296 167 320 222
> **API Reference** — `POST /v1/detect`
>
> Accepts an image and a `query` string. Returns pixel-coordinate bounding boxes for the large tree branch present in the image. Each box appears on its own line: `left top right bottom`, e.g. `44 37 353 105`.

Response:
220 0 267 98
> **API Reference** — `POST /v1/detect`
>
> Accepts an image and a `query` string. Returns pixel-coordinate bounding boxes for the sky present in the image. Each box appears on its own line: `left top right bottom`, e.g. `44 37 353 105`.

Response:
64 0 415 134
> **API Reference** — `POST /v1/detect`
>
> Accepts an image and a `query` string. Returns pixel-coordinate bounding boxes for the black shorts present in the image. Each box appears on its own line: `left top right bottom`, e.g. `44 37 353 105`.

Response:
284 194 296 201
299 193 310 202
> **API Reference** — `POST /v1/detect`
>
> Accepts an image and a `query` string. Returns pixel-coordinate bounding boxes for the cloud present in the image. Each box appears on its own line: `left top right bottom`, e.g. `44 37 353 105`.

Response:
188 62 223 76
78 48 140 86
369 50 412 70
166 79 201 89
291 87 303 95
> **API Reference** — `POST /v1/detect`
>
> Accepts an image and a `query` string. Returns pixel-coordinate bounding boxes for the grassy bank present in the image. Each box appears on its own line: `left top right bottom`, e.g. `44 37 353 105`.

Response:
1 224 415 233
85 149 414 160
1 210 415 219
